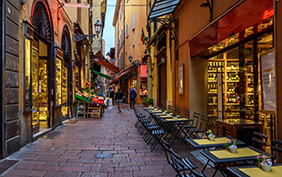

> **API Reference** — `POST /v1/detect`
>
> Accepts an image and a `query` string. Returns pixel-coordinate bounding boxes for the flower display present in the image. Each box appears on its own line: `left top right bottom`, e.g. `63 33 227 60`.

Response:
225 139 237 153
225 139 237 148
256 155 272 165
205 130 215 140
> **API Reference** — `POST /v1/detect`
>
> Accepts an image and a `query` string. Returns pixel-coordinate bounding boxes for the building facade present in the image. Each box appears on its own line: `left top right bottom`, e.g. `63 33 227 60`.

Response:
147 0 281 161
113 0 148 104
0 0 92 158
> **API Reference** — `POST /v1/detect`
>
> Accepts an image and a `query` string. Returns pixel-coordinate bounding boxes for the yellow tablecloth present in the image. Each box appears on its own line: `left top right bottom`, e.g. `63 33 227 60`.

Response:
155 113 166 115
239 166 282 177
160 115 180 118
165 118 188 121
150 110 162 113
194 137 231 145
210 147 260 159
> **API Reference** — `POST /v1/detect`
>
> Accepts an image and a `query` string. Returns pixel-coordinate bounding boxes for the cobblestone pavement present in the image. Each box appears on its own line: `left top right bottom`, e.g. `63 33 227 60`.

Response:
2 104 218 177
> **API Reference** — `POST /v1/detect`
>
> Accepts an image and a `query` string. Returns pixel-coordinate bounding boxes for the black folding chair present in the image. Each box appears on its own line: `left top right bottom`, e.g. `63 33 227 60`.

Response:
252 131 268 151
189 114 210 139
175 107 182 115
271 139 282 162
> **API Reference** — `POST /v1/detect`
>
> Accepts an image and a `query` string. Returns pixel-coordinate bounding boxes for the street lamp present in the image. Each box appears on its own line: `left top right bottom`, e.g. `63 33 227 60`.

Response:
94 20 102 37
129 55 133 63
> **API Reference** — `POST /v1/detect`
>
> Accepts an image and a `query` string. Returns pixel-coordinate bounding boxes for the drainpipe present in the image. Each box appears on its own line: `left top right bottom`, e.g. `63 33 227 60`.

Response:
1 0 5 158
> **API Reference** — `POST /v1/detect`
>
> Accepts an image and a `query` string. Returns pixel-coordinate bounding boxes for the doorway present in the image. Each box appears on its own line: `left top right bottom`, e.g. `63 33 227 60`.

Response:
32 39 49 134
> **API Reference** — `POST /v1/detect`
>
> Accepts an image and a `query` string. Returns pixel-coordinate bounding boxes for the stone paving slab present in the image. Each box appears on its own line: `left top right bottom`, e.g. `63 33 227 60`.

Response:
2 104 219 177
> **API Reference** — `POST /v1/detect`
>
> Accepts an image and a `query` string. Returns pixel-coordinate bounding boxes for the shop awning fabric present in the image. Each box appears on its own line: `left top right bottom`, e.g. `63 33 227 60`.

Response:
90 54 119 73
111 65 137 83
148 0 180 19
91 70 111 80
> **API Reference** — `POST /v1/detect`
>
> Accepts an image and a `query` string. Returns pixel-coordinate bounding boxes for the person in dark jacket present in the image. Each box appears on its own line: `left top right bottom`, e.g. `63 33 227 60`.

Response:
110 89 115 105
129 86 137 109
115 88 124 112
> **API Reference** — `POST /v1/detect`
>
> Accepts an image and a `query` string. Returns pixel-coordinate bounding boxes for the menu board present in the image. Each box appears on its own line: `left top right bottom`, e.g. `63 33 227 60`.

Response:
261 49 275 113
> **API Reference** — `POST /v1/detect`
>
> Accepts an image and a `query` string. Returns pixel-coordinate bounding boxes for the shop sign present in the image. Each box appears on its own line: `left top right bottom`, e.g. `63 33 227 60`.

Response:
72 34 93 42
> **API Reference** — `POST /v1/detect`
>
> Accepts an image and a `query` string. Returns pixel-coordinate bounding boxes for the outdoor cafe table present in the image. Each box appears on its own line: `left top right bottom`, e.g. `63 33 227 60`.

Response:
186 136 245 150
159 116 193 145
227 164 282 177
200 146 272 177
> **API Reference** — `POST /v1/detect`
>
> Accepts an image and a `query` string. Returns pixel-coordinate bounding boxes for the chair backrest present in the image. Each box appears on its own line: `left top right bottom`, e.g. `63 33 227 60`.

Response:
271 139 282 159
168 105 172 112
185 110 190 119
160 137 172 165
252 131 268 151
185 162 206 177
199 114 210 131
175 107 182 115
192 112 200 128
170 148 186 174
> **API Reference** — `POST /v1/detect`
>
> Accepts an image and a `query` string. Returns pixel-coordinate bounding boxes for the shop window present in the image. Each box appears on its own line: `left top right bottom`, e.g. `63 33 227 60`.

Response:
25 38 32 109
56 59 62 105
140 81 148 99
62 61 68 105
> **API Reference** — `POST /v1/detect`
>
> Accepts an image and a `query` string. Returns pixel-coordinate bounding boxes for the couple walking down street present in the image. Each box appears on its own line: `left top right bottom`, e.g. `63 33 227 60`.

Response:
115 86 136 112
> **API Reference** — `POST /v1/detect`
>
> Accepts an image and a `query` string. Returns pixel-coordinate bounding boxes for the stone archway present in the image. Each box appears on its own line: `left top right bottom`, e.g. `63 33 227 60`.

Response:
31 1 52 41
61 26 71 59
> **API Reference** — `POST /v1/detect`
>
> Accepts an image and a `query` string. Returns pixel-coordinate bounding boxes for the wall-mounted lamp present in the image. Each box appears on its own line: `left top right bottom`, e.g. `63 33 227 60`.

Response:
200 0 213 22
151 63 155 70
129 55 133 63
20 0 26 5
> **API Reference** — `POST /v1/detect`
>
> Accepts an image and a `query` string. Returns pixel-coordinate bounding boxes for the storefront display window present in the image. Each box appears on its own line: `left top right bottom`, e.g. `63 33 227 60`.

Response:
62 106 69 120
32 47 39 132
62 61 68 105
56 59 62 105
207 31 274 122
140 81 148 99
25 38 32 109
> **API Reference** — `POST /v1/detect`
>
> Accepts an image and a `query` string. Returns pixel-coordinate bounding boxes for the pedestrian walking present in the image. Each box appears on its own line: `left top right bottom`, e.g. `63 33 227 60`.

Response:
129 86 137 109
110 89 115 106
98 90 103 97
115 88 124 112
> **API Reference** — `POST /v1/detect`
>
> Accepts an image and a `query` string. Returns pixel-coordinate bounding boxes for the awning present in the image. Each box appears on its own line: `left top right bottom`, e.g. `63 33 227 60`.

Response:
91 70 111 80
111 66 137 82
148 0 180 19
140 65 148 78
90 54 119 73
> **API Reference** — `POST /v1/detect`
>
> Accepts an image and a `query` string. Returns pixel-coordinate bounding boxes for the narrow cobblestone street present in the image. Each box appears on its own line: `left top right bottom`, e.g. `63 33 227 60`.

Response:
2 105 217 177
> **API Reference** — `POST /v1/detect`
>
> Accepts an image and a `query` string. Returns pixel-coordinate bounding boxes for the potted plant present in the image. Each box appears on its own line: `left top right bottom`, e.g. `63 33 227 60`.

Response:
166 111 171 116
205 130 215 141
173 113 178 119
256 155 272 171
225 139 237 153
142 97 153 107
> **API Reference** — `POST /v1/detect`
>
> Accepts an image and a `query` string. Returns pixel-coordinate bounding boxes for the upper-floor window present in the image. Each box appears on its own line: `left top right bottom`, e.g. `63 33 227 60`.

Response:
126 23 129 38
132 13 135 30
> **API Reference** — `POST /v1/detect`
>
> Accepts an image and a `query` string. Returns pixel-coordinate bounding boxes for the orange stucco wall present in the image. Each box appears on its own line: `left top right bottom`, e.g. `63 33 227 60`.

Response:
172 0 245 114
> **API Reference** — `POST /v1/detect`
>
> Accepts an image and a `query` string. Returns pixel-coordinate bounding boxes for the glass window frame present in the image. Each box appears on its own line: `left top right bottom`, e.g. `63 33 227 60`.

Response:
24 36 33 111
56 57 62 106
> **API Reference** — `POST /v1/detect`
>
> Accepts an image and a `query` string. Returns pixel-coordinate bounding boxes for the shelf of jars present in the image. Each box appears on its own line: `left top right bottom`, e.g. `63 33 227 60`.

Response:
207 60 241 119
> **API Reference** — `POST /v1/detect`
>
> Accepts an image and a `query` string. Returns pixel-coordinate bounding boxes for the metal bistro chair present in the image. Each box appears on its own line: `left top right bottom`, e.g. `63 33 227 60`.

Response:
160 138 197 177
182 112 200 138
271 139 282 162
175 107 182 115
183 161 206 177
189 114 210 139
252 131 268 151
